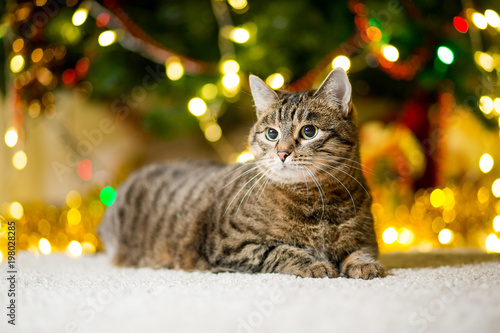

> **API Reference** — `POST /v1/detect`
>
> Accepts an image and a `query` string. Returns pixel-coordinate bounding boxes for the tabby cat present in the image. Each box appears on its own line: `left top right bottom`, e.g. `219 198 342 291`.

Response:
99 68 384 279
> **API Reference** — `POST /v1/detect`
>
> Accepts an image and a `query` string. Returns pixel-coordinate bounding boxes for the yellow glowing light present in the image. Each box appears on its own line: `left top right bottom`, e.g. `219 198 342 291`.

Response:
68 241 83 257
72 8 88 26
12 38 24 53
237 152 254 163
204 123 222 142
13 151 27 170
67 208 81 225
188 98 207 117
31 48 43 63
430 189 445 208
220 60 240 74
4 128 18 147
382 45 399 62
38 238 52 255
472 13 488 29
438 228 453 244
485 234 500 253
493 216 500 232
166 60 184 81
494 98 500 114
492 179 500 198
98 30 116 47
332 55 351 71
479 96 494 114
382 227 398 244
476 52 495 72
201 83 218 100
10 55 25 73
485 9 500 27
0 251 3 263
479 154 494 173
9 202 23 219
266 73 285 90
66 190 82 209
222 73 240 90
228 0 247 10
231 28 250 43
397 228 414 245
82 242 96 254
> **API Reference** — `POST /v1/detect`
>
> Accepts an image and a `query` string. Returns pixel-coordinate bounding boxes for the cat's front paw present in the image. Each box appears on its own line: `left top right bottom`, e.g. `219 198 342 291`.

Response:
342 260 384 279
296 262 339 278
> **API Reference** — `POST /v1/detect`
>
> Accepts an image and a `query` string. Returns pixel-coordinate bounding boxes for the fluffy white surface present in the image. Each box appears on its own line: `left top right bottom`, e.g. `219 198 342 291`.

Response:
1 251 499 333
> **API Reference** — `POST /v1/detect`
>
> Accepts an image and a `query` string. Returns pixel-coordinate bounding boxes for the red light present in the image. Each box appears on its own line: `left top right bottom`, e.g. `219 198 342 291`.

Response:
78 159 92 180
62 69 76 85
453 16 468 33
96 13 110 27
76 57 90 76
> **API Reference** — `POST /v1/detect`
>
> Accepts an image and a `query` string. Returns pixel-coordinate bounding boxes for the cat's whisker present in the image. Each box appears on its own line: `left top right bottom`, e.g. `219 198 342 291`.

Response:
256 173 272 203
221 157 274 179
299 167 310 200
313 161 371 198
236 169 272 216
304 166 325 222
310 163 356 214
223 171 265 217
218 166 261 191
312 156 374 173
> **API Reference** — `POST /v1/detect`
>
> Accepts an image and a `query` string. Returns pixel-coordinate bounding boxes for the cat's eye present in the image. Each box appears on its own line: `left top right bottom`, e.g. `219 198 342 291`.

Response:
300 125 318 139
265 128 279 141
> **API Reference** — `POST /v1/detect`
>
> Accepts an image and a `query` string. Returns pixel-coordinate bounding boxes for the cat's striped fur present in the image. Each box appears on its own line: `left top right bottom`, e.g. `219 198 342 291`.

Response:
99 68 384 279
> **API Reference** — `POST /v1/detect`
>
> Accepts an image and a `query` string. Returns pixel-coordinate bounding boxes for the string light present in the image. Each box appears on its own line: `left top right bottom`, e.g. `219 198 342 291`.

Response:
78 160 92 180
492 179 500 198
68 241 83 257
12 38 24 52
479 96 494 114
4 128 18 147
430 189 445 208
397 228 414 245
265 73 285 90
220 60 240 74
66 190 82 209
98 30 116 47
475 52 494 72
493 216 500 232
100 187 117 206
382 227 398 244
485 9 500 27
10 55 25 73
485 234 500 253
230 27 250 43
453 16 468 33
12 151 27 170
31 48 43 63
201 84 218 100
222 73 240 90
9 202 24 219
72 8 88 26
236 151 254 163
166 57 184 80
494 98 500 114
38 238 52 255
472 13 487 29
188 98 207 116
479 154 494 173
366 26 382 41
331 55 351 71
0 252 3 263
437 46 454 65
204 123 222 142
382 45 399 62
438 228 453 244
228 0 248 10
67 208 81 225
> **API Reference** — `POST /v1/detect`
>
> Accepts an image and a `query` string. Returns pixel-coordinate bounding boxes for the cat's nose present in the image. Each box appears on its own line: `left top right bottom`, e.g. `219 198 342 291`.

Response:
277 151 290 162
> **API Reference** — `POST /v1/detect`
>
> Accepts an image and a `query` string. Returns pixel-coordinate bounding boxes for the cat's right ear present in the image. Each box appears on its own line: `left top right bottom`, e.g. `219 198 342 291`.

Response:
249 75 279 119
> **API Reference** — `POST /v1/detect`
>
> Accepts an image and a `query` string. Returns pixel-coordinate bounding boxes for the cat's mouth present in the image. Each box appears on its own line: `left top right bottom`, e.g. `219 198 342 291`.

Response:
268 160 305 182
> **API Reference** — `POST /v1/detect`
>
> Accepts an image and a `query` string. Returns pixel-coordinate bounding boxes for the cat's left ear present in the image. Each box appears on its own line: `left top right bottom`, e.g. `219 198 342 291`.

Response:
249 74 279 119
315 68 352 116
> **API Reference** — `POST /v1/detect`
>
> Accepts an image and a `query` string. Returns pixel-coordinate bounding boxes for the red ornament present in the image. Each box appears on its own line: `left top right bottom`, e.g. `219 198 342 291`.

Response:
453 16 468 33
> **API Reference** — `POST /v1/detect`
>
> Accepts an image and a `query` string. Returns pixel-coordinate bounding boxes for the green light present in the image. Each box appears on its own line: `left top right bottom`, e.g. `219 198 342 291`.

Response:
437 46 454 65
368 18 382 29
100 186 117 206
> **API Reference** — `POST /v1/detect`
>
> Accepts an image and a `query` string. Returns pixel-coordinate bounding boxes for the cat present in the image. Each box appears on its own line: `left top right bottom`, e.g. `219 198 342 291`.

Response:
98 67 384 279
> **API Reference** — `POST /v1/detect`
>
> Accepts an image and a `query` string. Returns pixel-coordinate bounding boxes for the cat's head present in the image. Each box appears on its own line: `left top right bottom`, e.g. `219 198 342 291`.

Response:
248 68 359 184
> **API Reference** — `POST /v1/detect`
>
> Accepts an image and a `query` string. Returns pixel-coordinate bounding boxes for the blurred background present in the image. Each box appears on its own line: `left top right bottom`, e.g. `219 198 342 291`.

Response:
1 0 500 260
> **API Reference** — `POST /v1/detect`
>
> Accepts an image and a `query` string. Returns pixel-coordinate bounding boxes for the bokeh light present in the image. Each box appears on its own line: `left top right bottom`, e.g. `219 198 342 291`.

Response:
237 151 254 163
228 0 247 10
4 128 18 147
485 234 500 253
72 8 88 26
98 31 116 47
166 59 184 80
332 55 351 71
10 55 25 73
188 98 207 116
204 123 222 142
13 151 27 170
493 216 500 232
437 46 454 65
438 229 453 244
453 16 468 33
231 28 250 43
492 179 500 198
430 189 445 208
479 154 494 173
9 202 24 219
68 241 83 257
382 45 399 62
266 73 285 90
38 238 52 255
479 96 494 114
201 84 218 100
100 187 117 206
382 227 398 244
485 9 499 27
222 73 240 90
472 13 487 29
220 60 240 74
